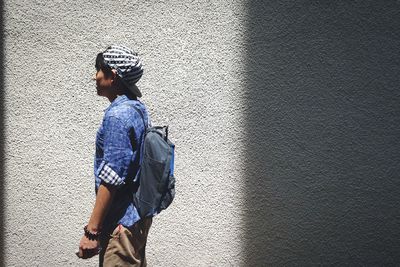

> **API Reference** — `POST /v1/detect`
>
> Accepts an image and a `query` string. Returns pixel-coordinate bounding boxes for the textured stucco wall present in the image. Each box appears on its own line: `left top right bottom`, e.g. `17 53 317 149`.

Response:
3 1 400 267
4 1 246 266
241 1 400 266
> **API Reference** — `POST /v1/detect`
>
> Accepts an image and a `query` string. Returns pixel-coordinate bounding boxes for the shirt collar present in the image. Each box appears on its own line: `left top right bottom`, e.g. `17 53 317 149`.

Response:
103 94 129 113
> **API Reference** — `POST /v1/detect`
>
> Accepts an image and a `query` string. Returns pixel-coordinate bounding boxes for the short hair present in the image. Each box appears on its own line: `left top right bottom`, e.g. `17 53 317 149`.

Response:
95 53 113 77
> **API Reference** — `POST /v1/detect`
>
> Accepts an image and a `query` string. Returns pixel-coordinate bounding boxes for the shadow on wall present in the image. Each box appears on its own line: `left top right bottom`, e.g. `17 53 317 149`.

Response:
242 1 400 265
0 0 4 265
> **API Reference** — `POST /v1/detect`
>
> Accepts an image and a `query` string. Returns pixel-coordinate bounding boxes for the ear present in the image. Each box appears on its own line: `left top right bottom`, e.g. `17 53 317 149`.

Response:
111 69 117 78
111 69 118 83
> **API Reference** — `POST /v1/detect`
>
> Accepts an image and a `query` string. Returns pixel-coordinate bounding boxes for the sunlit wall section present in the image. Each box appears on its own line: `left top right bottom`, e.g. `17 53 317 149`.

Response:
3 1 247 266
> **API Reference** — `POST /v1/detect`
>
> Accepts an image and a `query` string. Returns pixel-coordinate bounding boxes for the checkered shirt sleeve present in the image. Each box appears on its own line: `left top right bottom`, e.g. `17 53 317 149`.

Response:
98 162 124 186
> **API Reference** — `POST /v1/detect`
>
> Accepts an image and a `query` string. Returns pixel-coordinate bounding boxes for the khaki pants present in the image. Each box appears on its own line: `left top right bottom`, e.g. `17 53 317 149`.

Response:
99 218 152 267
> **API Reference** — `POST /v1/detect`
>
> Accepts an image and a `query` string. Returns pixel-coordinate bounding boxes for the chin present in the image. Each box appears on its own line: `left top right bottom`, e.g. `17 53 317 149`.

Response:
96 88 102 96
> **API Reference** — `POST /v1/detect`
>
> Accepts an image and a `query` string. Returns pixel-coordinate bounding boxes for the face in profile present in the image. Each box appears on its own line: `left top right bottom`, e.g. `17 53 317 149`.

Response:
94 69 114 97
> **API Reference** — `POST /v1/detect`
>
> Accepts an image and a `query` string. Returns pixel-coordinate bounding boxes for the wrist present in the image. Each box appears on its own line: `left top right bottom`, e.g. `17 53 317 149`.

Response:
84 225 101 241
86 223 101 233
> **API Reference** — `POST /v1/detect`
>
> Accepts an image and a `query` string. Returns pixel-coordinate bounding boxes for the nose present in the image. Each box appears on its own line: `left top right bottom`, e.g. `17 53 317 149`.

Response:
92 73 96 81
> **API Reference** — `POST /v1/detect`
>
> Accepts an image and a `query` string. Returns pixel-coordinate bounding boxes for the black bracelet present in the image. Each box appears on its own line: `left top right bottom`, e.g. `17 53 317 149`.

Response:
84 225 101 241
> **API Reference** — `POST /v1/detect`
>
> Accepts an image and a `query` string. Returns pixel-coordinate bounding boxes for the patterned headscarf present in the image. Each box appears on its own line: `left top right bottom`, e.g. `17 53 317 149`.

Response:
103 45 144 97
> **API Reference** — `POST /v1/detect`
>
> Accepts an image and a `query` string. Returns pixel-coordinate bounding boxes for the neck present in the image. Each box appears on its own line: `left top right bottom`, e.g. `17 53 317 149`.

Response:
107 92 137 103
107 94 118 102
106 86 125 102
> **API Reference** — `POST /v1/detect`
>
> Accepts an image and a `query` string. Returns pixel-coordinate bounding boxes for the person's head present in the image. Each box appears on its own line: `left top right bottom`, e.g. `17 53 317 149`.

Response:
94 45 144 101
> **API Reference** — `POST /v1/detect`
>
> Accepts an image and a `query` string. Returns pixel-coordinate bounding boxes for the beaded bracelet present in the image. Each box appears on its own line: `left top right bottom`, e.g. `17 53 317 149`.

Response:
84 225 101 241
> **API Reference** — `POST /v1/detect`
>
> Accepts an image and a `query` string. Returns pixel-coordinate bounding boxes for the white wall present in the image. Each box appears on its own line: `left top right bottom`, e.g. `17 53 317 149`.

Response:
4 1 247 266
4 1 400 266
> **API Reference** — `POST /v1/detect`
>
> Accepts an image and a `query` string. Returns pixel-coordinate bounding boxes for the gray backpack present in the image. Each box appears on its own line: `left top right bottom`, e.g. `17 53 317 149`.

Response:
132 106 175 218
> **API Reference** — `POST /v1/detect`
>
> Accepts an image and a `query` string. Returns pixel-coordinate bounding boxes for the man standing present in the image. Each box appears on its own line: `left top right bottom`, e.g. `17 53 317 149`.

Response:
78 45 152 267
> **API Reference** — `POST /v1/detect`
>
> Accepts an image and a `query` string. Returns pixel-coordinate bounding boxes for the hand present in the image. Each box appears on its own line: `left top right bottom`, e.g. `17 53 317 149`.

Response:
77 235 100 259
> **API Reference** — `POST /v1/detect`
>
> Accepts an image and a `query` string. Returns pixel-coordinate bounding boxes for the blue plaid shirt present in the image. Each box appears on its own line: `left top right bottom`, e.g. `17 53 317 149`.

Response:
94 94 149 232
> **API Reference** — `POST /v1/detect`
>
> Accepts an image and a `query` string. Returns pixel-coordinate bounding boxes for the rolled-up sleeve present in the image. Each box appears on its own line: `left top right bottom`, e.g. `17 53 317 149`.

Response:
96 115 133 186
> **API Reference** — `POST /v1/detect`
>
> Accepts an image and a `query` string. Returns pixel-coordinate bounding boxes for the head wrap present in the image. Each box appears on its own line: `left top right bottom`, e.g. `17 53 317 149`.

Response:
102 45 144 97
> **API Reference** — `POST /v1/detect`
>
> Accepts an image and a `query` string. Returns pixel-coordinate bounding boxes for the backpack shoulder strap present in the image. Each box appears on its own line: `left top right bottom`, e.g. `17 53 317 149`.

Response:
126 103 148 183
130 104 148 130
